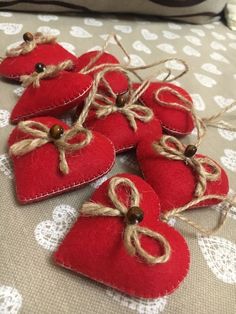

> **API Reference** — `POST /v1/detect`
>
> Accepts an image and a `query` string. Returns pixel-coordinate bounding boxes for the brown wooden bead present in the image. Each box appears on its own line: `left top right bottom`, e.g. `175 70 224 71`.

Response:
35 63 46 73
49 124 64 140
116 92 129 108
23 32 34 42
184 144 197 158
126 206 144 225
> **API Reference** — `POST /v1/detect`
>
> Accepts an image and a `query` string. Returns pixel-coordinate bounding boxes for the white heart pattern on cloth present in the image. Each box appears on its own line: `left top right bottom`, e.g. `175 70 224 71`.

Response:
210 52 229 64
211 31 226 41
220 149 236 172
0 285 22 314
156 43 176 54
123 54 145 66
198 235 236 284
167 22 182 30
0 154 13 179
132 40 151 54
0 23 22 35
70 26 92 38
190 28 205 37
37 14 58 22
185 35 202 46
84 17 103 27
214 188 236 220
37 26 60 36
218 128 236 141
114 25 132 34
214 96 235 110
194 73 217 88
190 94 206 111
106 289 168 314
34 204 78 251
100 33 122 43
0 109 10 127
141 28 158 40
13 87 25 97
201 63 222 75
165 59 186 71
210 41 226 51
183 45 200 57
162 30 180 40
58 42 76 55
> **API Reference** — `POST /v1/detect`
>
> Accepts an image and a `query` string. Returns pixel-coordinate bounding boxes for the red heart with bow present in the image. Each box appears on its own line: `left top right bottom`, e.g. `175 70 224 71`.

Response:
54 173 190 299
8 116 115 204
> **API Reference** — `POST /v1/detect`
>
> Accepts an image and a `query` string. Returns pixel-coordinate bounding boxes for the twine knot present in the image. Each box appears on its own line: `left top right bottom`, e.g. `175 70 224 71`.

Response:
20 59 74 88
6 32 56 57
153 135 221 198
9 120 92 175
80 176 171 265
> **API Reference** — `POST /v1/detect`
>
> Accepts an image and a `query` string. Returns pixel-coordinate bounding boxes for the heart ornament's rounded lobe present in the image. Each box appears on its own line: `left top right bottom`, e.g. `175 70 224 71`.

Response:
10 71 93 123
0 43 77 80
54 173 190 299
8 116 115 204
134 82 195 136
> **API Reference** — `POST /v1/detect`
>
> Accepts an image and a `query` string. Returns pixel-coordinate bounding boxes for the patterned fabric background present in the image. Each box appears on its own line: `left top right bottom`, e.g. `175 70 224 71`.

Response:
0 11 236 314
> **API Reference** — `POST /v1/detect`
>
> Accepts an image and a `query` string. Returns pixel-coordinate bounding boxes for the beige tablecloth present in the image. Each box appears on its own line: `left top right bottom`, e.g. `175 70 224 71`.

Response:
0 11 236 314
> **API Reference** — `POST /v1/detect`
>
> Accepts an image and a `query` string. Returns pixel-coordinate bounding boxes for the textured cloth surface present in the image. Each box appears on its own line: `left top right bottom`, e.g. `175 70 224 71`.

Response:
0 11 236 314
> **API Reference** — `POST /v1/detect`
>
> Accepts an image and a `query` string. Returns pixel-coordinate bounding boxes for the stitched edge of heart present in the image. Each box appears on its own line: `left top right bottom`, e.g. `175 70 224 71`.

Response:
11 79 93 123
55 221 190 299
15 135 115 203
138 97 193 136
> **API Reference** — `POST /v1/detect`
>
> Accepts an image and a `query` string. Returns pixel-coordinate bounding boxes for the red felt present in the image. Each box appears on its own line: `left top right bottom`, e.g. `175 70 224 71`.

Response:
8 116 115 204
137 138 229 212
10 71 93 124
75 51 129 95
54 173 190 299
76 98 162 152
134 82 195 136
0 43 77 80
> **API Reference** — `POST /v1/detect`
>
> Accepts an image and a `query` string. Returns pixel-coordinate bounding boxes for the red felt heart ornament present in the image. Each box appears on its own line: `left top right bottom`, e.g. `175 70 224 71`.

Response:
8 116 115 204
137 136 229 213
54 173 190 299
0 36 77 80
10 63 93 124
134 82 195 136
75 51 129 95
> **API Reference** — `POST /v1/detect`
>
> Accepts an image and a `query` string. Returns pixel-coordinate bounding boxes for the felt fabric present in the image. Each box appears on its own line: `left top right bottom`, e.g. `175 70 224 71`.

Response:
134 82 195 136
10 71 93 124
8 116 115 204
137 138 229 212
0 43 77 80
76 98 163 152
75 51 129 95
54 173 190 299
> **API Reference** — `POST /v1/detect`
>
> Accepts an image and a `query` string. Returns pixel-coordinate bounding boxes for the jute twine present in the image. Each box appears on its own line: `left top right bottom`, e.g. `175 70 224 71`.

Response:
153 135 221 198
20 59 74 88
9 120 92 175
80 176 171 265
162 194 236 236
6 32 56 57
155 86 236 146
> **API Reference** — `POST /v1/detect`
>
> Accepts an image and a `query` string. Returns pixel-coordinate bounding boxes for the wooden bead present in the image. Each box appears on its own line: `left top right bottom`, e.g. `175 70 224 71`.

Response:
184 144 197 158
35 63 46 73
116 92 129 108
23 32 34 42
49 124 64 140
126 206 144 225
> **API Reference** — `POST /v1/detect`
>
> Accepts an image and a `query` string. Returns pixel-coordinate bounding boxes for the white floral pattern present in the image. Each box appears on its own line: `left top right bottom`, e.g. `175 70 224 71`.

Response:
220 149 236 172
0 154 13 179
37 26 60 36
198 235 236 284
0 286 22 314
0 23 22 35
0 110 10 127
133 40 151 54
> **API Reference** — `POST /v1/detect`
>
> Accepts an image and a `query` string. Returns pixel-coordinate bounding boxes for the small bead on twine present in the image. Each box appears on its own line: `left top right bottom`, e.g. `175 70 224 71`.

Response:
80 176 171 265
6 32 56 57
9 120 92 175
153 135 221 198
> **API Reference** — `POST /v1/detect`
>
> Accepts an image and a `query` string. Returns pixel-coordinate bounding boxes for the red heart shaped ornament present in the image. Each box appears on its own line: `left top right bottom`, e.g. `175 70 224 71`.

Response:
54 173 190 299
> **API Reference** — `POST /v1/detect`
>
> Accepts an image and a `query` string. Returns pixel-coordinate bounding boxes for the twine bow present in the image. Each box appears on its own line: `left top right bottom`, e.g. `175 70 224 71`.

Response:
20 59 74 88
9 120 92 175
153 135 221 198
80 176 171 265
6 32 56 57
